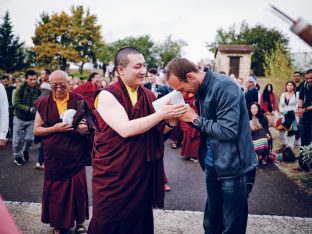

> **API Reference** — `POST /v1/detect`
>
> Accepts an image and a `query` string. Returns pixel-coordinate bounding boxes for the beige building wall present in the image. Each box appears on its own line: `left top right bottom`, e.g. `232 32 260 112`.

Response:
215 52 252 78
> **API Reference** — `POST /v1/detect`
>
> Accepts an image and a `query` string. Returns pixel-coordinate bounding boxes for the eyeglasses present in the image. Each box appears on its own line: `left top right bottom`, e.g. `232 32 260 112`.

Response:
51 83 67 90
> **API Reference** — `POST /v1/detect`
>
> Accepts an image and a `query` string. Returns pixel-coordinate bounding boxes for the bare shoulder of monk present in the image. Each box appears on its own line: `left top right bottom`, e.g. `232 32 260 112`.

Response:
97 90 129 125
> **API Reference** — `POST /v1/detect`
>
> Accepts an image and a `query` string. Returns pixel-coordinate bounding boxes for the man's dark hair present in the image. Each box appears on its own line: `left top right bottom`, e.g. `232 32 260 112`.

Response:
293 71 301 75
1 75 10 81
114 47 142 70
88 72 99 81
166 58 199 81
43 69 51 75
305 69 312 75
25 69 37 79
148 68 158 75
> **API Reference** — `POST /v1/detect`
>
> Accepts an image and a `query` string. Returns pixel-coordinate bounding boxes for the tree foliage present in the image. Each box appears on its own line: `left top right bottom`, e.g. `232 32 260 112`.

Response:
264 41 294 97
32 6 102 72
207 21 289 76
156 35 187 67
98 35 158 68
0 11 27 73
98 35 186 69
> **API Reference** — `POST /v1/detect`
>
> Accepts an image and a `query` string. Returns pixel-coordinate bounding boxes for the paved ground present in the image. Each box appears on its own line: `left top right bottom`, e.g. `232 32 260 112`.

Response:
5 202 312 234
1 141 312 233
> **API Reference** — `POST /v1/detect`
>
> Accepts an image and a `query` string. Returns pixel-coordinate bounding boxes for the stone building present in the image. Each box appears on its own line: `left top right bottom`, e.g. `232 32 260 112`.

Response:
215 45 253 79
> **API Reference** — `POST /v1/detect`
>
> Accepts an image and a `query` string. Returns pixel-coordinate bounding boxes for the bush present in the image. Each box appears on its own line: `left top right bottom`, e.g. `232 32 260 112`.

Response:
264 41 294 98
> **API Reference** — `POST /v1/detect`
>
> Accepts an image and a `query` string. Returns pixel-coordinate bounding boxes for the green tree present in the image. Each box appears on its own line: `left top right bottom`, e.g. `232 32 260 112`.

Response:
264 41 294 97
157 35 187 67
70 6 103 73
98 35 159 68
32 11 79 70
207 22 289 76
0 11 27 73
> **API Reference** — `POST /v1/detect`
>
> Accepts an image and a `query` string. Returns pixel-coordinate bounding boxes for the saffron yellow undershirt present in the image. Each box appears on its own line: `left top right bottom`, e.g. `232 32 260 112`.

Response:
125 84 138 106
93 84 138 109
53 93 69 116
94 95 99 109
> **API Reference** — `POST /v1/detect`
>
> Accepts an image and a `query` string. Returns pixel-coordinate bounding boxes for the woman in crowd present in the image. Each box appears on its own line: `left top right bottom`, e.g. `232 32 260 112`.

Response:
278 81 298 150
250 102 272 164
260 84 277 126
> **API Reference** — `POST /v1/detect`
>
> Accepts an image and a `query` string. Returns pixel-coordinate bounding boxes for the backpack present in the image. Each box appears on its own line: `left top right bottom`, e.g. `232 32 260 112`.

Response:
282 147 296 162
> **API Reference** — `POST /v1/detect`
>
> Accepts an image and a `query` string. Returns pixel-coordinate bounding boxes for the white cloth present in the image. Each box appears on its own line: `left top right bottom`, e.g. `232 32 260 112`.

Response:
279 92 297 114
0 83 9 140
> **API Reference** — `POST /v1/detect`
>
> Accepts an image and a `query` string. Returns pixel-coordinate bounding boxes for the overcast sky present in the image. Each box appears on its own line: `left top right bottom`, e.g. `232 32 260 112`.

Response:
1 0 311 62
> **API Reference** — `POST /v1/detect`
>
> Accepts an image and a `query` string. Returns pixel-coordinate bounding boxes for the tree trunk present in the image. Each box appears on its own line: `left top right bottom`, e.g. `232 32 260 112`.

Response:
59 57 67 71
79 63 85 74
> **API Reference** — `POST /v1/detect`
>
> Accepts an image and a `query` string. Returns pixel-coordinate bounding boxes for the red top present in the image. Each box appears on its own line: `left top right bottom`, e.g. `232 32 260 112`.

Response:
260 93 276 113
73 81 99 109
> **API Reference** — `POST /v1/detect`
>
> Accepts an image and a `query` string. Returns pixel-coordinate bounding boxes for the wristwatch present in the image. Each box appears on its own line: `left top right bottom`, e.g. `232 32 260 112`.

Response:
192 116 200 128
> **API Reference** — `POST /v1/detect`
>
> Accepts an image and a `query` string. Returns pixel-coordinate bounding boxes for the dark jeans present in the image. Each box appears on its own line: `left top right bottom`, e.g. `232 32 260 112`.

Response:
204 166 248 234
37 143 44 164
301 120 312 147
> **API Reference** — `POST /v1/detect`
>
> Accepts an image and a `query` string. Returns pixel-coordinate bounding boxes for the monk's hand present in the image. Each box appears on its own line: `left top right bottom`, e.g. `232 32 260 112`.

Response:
77 119 89 134
53 122 73 132
160 103 188 120
0 139 7 150
179 105 198 122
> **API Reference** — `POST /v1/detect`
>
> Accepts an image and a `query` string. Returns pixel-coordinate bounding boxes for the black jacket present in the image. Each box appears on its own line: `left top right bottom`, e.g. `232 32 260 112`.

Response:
196 70 258 179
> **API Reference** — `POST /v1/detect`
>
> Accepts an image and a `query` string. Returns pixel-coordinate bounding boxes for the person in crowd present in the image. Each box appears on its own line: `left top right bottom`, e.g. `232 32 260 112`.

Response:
0 83 9 150
144 67 171 190
73 77 81 90
166 58 257 234
293 71 303 94
245 76 258 118
101 79 108 88
109 67 119 85
278 81 298 150
0 197 21 234
144 68 160 97
73 72 101 109
13 77 23 88
250 69 257 80
35 70 52 170
180 93 200 162
293 71 303 145
297 69 312 170
67 77 75 92
250 118 270 167
250 102 272 165
260 84 277 127
1 75 16 138
39 69 51 86
12 70 40 166
33 70 90 234
88 47 187 234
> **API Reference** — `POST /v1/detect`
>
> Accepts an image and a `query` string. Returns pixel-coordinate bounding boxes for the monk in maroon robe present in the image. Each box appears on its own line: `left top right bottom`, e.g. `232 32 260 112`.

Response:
180 94 200 161
34 70 90 234
88 47 187 234
72 72 101 109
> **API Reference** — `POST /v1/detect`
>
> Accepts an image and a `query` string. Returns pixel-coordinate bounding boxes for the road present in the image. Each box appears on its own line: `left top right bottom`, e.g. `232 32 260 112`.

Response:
0 141 311 217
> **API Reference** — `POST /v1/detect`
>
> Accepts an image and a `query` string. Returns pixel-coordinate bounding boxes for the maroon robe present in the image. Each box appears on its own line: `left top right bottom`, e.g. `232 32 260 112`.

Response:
73 81 99 109
34 93 89 229
88 78 165 234
180 96 200 159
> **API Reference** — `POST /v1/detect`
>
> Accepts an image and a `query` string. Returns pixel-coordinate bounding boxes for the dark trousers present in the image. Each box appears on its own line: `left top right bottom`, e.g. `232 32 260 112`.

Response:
301 120 312 147
204 166 248 234
37 143 44 164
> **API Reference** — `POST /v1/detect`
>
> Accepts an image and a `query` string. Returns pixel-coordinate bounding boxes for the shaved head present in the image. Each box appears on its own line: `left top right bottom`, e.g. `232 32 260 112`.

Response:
49 70 68 83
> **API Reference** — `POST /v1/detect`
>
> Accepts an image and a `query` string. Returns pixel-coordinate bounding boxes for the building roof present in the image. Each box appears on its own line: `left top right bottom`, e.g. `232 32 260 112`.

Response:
216 45 253 56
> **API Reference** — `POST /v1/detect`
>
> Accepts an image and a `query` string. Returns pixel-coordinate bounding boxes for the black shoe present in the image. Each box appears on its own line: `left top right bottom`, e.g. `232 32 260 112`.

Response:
23 151 29 162
14 157 24 166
